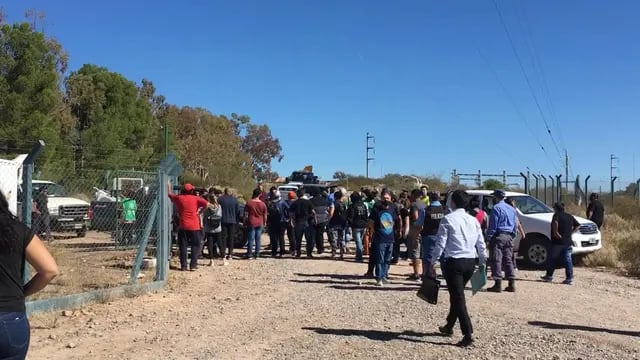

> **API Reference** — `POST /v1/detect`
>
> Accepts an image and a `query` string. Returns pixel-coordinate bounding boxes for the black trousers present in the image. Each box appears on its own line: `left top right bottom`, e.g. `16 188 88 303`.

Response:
220 223 236 258
205 232 222 259
269 222 286 256
313 222 327 254
293 222 309 256
178 229 202 270
443 258 476 336
284 223 294 253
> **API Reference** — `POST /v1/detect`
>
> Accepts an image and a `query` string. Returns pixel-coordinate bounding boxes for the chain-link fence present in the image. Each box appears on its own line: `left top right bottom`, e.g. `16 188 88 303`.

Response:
25 168 159 301
1 143 180 313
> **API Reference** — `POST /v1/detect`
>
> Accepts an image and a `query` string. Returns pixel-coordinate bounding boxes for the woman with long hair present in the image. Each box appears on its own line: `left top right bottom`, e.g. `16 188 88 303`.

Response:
203 193 223 266
0 191 59 359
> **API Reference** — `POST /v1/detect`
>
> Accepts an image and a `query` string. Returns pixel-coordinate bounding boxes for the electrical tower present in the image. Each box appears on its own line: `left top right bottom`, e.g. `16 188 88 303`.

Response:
610 154 619 183
366 132 375 179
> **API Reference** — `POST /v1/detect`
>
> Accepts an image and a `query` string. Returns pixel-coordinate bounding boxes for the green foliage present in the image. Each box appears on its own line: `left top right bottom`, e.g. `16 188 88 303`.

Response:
482 179 504 190
0 16 283 197
0 22 70 171
65 64 156 171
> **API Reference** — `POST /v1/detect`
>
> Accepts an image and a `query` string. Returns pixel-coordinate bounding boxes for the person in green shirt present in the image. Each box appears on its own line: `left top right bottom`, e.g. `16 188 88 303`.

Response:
120 188 137 245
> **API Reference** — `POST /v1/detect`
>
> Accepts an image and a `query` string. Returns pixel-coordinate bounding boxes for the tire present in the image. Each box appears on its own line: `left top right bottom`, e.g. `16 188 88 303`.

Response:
76 231 86 238
233 225 248 249
520 235 549 269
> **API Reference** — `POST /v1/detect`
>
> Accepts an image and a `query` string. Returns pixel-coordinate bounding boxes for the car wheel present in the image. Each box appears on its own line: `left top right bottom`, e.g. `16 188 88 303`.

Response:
521 236 548 269
76 231 86 238
234 226 248 249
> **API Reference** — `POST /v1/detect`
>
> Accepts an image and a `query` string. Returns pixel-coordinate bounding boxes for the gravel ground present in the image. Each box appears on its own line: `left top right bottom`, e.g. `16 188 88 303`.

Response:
28 241 640 360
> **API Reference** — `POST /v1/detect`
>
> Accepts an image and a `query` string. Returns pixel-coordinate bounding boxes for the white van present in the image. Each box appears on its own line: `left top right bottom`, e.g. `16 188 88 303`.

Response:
447 190 602 268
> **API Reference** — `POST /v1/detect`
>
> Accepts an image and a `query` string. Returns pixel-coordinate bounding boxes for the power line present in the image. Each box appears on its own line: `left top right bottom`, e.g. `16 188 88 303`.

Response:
491 0 564 162
515 0 567 152
474 46 563 173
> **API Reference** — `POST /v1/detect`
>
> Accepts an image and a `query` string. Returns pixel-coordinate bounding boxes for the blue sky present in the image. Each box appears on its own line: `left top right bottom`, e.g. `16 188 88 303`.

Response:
4 0 640 190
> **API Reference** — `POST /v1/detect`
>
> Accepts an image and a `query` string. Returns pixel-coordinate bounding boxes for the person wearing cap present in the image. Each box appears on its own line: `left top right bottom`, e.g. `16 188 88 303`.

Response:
267 190 286 258
167 181 209 271
486 189 518 292
283 191 297 253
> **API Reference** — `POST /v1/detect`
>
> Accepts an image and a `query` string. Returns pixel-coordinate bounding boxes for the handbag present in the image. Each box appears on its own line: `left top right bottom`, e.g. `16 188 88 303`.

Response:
416 276 440 304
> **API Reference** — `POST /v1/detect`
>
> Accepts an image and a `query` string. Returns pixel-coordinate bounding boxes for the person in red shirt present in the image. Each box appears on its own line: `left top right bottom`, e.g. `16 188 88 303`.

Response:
167 181 209 271
244 188 267 259
256 183 267 203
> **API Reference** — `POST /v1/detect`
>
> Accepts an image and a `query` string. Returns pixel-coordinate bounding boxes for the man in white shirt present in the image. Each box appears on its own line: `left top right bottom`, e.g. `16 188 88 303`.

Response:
429 190 487 347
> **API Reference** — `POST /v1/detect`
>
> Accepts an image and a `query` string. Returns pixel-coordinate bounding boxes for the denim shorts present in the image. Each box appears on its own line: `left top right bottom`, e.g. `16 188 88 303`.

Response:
0 311 30 359
421 235 437 262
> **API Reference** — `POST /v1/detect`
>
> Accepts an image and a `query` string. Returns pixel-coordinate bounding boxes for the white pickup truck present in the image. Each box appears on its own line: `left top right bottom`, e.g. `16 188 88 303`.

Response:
30 180 91 237
446 190 602 268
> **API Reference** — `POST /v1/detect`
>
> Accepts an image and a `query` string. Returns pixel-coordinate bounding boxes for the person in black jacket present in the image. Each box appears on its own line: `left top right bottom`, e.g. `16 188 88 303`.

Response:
0 191 59 359
218 188 240 263
347 192 369 262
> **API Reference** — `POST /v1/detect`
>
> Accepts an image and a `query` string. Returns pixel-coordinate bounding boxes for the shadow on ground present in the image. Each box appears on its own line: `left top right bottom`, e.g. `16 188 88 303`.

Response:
529 321 640 337
302 327 451 343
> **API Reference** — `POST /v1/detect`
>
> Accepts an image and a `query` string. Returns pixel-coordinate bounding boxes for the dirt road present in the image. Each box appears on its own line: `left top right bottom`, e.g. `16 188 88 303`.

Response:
28 251 640 360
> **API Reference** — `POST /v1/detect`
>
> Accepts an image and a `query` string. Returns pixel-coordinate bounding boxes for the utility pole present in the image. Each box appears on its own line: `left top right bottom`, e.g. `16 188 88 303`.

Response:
565 150 569 194
610 154 619 206
610 154 618 188
366 132 375 179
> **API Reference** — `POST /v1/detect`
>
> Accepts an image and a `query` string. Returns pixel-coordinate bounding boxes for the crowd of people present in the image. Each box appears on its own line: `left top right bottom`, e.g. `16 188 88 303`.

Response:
0 178 596 357
167 181 587 346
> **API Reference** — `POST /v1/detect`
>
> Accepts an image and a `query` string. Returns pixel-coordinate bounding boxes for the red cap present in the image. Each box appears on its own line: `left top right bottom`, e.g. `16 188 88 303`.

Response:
183 183 194 192
288 191 297 200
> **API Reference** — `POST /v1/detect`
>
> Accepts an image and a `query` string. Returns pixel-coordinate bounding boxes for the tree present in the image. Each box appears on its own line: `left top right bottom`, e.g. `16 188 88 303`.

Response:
160 106 255 192
65 64 156 171
239 122 283 180
333 171 348 180
482 179 504 190
0 22 71 174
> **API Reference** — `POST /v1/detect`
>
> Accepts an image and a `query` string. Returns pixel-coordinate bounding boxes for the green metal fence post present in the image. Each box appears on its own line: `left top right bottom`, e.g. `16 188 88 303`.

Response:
22 140 45 283
129 198 158 284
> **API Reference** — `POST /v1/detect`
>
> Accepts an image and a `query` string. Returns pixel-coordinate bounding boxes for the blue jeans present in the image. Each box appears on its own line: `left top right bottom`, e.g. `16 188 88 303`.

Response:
376 242 394 281
545 244 573 280
0 312 30 359
247 226 263 258
422 235 438 277
351 228 365 261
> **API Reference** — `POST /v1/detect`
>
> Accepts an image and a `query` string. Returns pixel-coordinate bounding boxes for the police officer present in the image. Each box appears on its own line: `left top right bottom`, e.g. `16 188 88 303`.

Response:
421 191 445 278
486 189 517 293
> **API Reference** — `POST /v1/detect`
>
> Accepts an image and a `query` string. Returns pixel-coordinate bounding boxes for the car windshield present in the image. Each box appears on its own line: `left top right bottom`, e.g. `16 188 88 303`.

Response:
509 195 552 214
33 183 68 197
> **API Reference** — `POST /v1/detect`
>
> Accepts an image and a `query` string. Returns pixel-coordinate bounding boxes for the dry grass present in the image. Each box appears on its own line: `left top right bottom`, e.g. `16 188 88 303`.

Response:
566 199 640 275
30 231 156 301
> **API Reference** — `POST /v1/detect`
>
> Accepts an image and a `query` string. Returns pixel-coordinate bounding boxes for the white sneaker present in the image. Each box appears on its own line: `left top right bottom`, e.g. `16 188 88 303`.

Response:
223 259 229 266
375 280 383 287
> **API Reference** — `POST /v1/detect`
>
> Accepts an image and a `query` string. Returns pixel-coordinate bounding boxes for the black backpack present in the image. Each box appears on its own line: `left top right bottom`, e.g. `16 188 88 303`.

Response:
204 208 222 229
268 201 282 223
333 202 347 223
